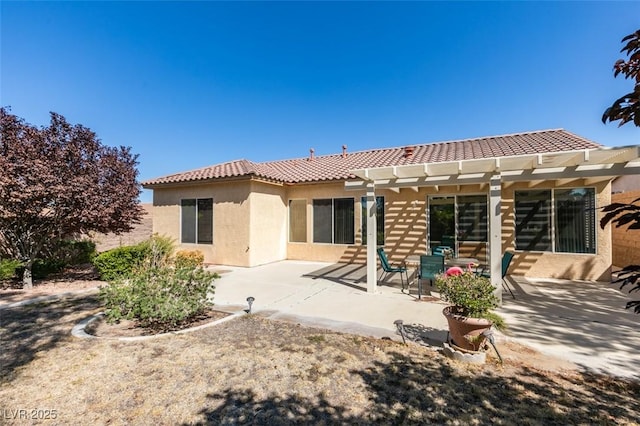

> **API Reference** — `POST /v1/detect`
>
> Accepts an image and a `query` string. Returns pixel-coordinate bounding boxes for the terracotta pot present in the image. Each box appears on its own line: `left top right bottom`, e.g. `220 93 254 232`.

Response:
442 306 493 352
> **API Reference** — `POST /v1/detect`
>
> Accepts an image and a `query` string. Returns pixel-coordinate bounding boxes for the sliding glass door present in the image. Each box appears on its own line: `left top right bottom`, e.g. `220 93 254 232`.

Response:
428 197 455 253
427 195 488 257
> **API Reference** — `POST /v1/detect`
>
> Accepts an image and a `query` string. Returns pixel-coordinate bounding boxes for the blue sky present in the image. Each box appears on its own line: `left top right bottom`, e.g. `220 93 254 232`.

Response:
2 1 639 202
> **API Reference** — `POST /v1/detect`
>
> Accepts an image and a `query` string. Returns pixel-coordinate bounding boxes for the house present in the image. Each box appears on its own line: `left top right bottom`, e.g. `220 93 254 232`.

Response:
142 129 640 295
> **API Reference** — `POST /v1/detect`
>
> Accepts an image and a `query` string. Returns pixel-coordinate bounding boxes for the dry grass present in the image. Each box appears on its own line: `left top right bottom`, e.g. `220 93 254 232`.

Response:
1 293 639 425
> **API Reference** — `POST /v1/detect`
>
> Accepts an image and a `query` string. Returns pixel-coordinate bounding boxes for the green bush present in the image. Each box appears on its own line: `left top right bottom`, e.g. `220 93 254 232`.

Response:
0 259 22 280
435 272 500 319
56 240 97 265
93 245 148 281
93 235 175 282
100 266 218 330
15 258 66 280
31 258 66 279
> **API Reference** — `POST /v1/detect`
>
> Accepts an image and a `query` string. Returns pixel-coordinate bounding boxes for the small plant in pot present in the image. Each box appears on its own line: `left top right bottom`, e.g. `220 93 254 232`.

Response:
435 272 505 352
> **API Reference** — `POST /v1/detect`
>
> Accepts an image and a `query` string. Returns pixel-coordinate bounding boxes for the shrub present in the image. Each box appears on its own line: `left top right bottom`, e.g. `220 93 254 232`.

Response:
137 234 175 269
31 258 66 279
100 265 218 330
0 259 21 280
435 272 500 319
56 239 97 265
7 240 98 281
174 250 204 269
93 235 175 281
93 245 148 281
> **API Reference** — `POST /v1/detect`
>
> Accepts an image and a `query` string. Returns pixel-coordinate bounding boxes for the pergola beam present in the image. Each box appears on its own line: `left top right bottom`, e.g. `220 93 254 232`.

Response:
347 145 640 299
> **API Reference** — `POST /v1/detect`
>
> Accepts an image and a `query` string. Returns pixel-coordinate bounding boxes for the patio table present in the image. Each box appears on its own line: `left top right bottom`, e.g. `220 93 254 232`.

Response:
445 257 479 268
404 255 480 298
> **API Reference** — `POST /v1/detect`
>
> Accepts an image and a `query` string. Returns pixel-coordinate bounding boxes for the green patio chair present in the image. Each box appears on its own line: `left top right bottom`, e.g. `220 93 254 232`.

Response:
476 251 516 299
377 247 409 289
417 254 445 299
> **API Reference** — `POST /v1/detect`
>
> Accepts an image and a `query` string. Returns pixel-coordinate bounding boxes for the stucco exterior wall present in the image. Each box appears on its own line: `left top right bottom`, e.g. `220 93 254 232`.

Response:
500 180 612 281
152 180 252 266
286 182 363 262
285 182 489 266
611 189 640 268
151 176 614 281
248 181 287 266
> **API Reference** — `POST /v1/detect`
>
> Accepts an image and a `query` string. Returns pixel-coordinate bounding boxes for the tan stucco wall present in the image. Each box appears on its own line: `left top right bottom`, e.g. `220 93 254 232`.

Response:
285 182 488 266
152 180 252 266
500 180 612 281
286 182 364 262
151 177 614 281
285 180 612 280
611 189 640 268
248 181 287 266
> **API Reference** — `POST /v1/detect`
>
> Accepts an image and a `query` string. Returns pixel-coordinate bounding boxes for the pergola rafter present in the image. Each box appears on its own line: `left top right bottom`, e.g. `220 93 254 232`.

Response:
347 145 640 297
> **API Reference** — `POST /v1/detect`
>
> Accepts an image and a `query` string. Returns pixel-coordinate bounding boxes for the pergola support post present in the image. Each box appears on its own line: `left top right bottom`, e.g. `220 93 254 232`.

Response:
366 183 378 293
489 174 503 304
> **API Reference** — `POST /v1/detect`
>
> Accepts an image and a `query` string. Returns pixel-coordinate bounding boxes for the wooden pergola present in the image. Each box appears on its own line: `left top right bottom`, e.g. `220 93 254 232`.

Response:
345 145 640 299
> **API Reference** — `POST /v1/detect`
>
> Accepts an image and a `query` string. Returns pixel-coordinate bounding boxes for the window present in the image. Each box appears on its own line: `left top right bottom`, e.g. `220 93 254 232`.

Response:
181 198 213 244
428 195 488 255
514 188 595 254
361 196 385 245
313 198 354 244
555 188 596 254
514 190 551 251
288 199 307 242
457 195 488 242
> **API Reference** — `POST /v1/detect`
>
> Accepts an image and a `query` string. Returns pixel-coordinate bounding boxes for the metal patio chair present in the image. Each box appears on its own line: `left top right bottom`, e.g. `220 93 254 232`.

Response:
377 247 409 289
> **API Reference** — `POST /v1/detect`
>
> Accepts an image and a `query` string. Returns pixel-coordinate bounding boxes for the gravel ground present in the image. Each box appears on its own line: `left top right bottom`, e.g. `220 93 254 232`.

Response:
1 287 638 425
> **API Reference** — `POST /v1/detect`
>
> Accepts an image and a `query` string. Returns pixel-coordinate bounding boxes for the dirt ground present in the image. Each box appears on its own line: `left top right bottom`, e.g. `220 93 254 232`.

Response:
91 203 153 253
1 274 639 425
0 269 583 376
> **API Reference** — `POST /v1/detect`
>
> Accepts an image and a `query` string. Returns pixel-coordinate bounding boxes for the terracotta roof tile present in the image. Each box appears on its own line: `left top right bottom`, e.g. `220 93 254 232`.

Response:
142 129 601 186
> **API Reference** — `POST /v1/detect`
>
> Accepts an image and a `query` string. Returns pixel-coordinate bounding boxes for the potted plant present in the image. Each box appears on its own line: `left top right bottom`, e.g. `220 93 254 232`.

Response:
435 272 505 352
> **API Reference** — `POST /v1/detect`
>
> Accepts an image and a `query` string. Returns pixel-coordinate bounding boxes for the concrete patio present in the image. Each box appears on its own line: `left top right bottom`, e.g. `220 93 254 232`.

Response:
211 260 639 380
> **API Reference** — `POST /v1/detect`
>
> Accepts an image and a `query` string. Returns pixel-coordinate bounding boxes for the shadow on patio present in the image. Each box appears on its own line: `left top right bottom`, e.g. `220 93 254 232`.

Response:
497 276 639 378
302 262 418 294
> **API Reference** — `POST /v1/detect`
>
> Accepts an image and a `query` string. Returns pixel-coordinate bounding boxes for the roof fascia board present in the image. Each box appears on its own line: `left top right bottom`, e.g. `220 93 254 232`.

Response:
142 174 257 190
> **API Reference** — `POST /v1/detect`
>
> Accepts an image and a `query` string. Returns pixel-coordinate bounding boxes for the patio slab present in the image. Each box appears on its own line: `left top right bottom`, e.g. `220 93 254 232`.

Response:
496 276 638 379
211 261 449 343
210 260 639 379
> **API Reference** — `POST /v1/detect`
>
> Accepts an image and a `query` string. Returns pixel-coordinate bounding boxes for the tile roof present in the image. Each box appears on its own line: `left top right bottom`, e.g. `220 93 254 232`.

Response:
142 129 601 186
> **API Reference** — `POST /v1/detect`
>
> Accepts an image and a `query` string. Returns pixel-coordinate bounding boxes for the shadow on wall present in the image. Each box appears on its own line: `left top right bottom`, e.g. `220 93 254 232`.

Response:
562 256 611 282
509 252 542 277
338 199 427 265
611 190 640 268
507 252 611 282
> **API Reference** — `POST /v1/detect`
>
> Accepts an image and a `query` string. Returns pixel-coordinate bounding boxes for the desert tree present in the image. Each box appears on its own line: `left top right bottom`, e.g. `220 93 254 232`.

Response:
0 108 143 288
602 29 640 127
600 29 640 313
